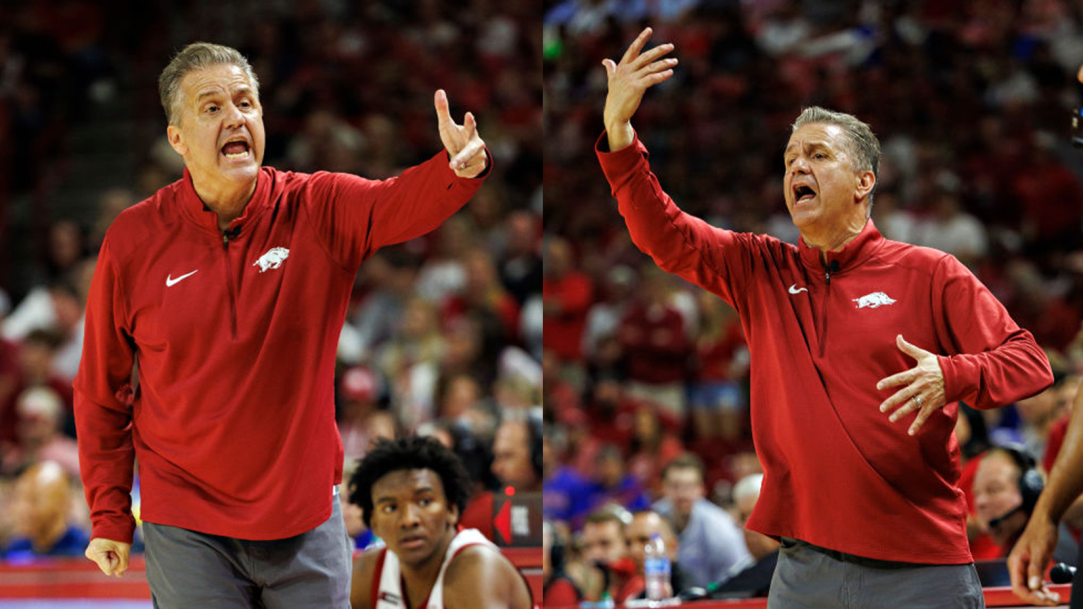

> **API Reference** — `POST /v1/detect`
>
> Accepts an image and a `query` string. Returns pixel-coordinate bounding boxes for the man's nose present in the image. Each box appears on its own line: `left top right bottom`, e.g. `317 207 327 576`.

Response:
399 502 422 528
790 156 810 174
222 101 246 129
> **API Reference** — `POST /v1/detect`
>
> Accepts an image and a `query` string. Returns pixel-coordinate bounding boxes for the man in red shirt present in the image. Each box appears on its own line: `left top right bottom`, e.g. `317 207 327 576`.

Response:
75 43 489 607
599 28 1052 608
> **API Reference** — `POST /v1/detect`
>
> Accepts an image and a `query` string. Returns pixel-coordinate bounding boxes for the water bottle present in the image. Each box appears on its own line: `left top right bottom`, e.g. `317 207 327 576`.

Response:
643 532 672 601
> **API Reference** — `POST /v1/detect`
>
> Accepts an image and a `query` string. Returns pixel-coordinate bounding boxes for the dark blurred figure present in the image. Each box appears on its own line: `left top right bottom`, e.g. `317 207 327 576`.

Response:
491 414 543 493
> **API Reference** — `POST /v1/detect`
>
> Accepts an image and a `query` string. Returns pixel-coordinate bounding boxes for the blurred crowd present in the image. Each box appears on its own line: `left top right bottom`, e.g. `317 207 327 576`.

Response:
542 0 1083 604
0 0 542 560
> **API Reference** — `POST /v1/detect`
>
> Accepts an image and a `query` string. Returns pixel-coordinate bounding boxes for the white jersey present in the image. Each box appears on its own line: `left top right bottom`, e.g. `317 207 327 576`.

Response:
374 528 494 609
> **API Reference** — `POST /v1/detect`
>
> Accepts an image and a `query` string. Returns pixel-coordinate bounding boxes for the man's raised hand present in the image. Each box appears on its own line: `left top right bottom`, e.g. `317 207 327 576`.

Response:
602 27 677 151
434 89 487 179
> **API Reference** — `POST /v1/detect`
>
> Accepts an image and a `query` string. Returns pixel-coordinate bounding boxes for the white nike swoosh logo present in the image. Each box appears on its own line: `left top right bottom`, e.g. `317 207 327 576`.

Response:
788 284 808 294
166 270 199 287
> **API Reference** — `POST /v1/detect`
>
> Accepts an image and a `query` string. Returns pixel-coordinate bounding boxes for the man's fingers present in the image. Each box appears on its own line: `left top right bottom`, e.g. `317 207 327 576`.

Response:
630 43 675 70
1008 553 1027 595
877 369 915 391
463 112 477 137
908 402 933 435
620 27 653 65
895 334 926 359
636 58 678 79
645 70 675 86
94 553 114 576
434 89 452 126
882 390 918 418
602 58 616 78
450 139 484 170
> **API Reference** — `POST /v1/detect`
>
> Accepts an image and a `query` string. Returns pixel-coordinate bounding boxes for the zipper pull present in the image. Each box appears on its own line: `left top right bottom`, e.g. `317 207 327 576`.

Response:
825 260 840 285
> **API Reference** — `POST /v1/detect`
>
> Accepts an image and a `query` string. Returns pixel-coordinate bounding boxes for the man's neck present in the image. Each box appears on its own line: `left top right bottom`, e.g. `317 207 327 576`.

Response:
673 509 692 532
400 529 456 608
191 175 258 232
801 219 866 262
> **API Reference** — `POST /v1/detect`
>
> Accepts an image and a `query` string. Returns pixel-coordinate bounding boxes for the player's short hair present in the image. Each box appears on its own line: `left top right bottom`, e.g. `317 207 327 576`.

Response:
348 435 473 528
158 42 260 126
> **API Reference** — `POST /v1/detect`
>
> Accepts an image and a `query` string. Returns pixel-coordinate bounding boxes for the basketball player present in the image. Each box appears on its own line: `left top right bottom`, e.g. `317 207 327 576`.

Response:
348 436 534 608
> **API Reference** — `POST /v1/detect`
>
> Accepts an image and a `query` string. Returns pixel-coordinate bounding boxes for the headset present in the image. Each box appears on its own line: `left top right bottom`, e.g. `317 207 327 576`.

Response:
527 410 544 479
987 444 1044 530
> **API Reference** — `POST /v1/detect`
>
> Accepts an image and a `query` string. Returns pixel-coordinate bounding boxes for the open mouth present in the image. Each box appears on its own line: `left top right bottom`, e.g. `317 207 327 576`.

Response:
793 184 816 204
221 138 251 160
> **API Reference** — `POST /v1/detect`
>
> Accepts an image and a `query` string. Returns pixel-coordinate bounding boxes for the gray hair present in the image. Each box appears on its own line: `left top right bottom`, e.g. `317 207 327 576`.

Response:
158 42 260 126
792 106 880 206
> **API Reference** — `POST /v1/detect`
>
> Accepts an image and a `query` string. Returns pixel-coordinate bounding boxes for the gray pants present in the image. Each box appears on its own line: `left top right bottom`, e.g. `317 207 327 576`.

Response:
767 539 984 609
143 489 351 609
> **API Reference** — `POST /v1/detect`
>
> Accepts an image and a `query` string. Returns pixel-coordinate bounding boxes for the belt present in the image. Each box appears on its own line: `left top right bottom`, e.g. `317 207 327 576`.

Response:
780 538 933 570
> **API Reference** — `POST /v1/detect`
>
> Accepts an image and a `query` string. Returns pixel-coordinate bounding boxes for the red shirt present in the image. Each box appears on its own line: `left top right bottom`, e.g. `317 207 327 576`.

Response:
618 301 688 384
75 154 486 543
542 272 593 362
599 133 1053 564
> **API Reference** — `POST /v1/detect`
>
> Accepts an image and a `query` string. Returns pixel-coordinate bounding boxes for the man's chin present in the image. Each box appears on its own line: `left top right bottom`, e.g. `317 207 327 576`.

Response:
214 161 260 184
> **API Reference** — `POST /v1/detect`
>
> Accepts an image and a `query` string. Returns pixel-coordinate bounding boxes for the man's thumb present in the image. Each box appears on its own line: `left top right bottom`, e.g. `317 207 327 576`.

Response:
602 59 616 77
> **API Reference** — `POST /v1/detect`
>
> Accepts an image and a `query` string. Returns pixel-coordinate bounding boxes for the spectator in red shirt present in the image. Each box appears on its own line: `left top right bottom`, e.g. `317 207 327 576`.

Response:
691 290 749 443
543 236 594 363
618 267 689 421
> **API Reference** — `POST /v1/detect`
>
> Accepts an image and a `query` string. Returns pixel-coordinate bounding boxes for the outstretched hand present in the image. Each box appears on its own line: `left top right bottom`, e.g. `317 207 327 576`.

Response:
876 335 946 436
434 89 487 179
601 27 677 151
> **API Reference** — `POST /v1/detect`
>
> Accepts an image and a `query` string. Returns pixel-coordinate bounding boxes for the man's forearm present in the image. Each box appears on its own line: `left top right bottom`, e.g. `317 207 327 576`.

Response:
605 122 635 152
76 392 137 543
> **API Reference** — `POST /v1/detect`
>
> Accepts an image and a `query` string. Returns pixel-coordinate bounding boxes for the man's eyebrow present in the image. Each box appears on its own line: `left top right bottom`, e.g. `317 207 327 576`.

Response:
374 486 436 503
196 85 253 102
784 141 831 156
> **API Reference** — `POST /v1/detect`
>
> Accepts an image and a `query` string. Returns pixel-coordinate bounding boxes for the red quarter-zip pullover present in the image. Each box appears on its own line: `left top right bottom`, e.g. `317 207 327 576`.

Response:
75 152 487 543
598 133 1052 563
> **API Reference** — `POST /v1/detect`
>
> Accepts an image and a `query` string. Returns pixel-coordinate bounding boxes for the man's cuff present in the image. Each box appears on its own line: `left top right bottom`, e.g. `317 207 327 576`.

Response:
596 130 648 179
938 353 975 407
91 513 136 546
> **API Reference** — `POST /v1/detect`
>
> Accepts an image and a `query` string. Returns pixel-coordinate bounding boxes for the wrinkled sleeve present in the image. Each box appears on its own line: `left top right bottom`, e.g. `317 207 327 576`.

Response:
73 237 137 543
302 150 491 271
932 254 1053 409
597 131 754 308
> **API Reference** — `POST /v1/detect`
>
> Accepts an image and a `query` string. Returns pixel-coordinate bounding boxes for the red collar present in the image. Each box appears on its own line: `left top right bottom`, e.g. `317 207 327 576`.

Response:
797 219 885 274
176 166 274 236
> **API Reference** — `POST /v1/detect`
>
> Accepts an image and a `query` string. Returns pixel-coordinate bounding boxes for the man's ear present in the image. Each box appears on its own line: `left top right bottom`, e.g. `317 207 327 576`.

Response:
167 124 188 157
448 503 460 528
855 170 876 201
